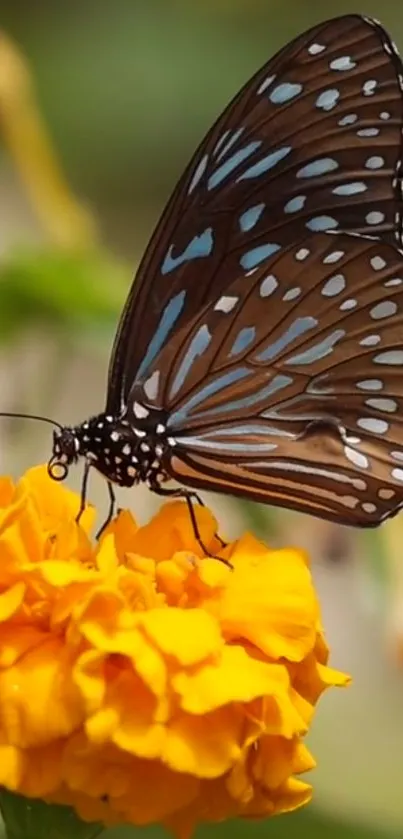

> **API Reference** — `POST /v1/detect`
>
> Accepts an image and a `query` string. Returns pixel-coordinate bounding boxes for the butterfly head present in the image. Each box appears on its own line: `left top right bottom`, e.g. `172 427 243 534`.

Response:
47 412 164 489
48 426 80 481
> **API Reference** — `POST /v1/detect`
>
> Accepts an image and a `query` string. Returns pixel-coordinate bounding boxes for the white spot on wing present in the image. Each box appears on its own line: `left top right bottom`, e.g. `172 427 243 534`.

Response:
356 379 383 391
340 298 357 311
384 278 403 287
143 370 160 401
330 55 356 71
308 43 325 55
357 417 389 434
321 273 346 297
260 274 278 297
257 73 276 95
362 502 377 513
365 156 385 170
188 154 208 195
134 402 150 419
358 128 380 138
374 350 403 365
295 247 310 261
344 446 369 469
370 301 397 319
283 287 301 301
214 295 239 313
378 488 395 499
338 114 357 126
366 211 385 225
323 250 344 264
363 79 377 95
365 397 398 413
360 334 380 347
370 256 387 271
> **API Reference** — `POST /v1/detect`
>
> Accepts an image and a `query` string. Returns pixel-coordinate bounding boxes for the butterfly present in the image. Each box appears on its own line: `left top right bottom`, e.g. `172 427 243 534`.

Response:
45 14 403 536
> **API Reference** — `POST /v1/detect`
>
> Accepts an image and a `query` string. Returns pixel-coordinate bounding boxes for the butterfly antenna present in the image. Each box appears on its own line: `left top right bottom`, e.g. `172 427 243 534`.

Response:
0 412 64 431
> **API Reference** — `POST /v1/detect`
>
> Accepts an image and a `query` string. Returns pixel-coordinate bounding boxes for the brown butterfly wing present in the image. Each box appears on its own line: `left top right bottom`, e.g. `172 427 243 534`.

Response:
130 231 403 526
107 15 403 414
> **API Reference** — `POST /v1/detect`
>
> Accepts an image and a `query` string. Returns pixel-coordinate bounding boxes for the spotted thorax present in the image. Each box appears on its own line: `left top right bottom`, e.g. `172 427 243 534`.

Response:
48 407 172 490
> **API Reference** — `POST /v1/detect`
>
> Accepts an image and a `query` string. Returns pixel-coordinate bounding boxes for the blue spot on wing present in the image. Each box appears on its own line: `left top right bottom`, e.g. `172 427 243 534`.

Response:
181 373 293 422
240 244 281 270
297 158 339 178
316 89 340 111
215 127 245 161
213 129 230 157
188 154 209 195
284 195 306 214
177 437 279 453
170 325 212 398
255 317 318 362
229 326 256 357
333 182 367 196
208 142 262 190
161 228 214 275
306 215 339 231
285 329 345 365
237 146 292 181
167 367 252 427
194 423 281 438
239 203 265 232
269 82 303 103
136 291 187 380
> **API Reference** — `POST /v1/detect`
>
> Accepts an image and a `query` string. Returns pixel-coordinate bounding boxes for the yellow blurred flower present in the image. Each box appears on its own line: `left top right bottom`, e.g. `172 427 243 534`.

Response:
0 466 349 838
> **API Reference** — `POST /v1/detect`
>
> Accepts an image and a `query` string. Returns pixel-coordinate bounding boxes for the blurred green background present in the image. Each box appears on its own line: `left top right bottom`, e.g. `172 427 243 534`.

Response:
1 1 403 838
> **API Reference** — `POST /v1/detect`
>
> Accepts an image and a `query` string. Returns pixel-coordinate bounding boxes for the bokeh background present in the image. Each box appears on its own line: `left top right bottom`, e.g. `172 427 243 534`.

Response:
1 1 403 838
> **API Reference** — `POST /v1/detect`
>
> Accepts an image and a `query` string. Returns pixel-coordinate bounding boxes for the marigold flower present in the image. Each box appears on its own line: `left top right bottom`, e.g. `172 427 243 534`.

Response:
0 465 349 838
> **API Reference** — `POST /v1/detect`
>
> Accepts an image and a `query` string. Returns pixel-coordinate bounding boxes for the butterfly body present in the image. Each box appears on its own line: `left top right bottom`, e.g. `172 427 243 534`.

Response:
46 15 403 531
50 412 174 490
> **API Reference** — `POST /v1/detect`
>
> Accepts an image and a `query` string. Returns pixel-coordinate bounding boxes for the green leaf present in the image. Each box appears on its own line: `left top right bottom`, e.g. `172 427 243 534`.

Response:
0 790 102 839
0 247 130 343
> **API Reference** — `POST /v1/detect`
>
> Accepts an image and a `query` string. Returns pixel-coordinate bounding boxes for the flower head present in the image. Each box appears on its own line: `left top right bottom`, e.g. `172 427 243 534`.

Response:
0 466 349 837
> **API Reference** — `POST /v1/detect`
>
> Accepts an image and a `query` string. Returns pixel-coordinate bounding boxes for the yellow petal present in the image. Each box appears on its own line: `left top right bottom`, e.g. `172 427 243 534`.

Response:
0 581 25 620
131 502 218 560
0 744 23 789
162 707 242 777
139 608 222 665
173 646 290 713
205 535 319 662
0 638 84 746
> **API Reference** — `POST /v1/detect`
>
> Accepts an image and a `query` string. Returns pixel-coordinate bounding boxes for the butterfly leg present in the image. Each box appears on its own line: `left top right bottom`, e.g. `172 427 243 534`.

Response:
150 482 229 563
168 487 227 549
96 481 117 539
76 460 91 526
181 491 227 549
